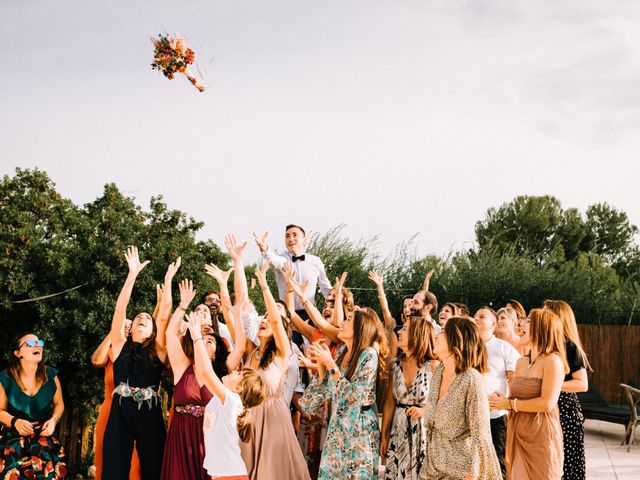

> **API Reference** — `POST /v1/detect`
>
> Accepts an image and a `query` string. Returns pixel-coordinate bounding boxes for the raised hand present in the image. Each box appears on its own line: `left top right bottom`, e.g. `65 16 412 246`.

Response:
252 230 269 253
309 341 335 369
422 269 435 292
156 283 165 304
204 263 234 287
178 279 197 308
284 264 309 298
164 257 182 282
295 346 318 371
224 234 248 263
185 312 205 339
255 261 270 288
368 270 383 287
334 272 348 292
125 246 150 275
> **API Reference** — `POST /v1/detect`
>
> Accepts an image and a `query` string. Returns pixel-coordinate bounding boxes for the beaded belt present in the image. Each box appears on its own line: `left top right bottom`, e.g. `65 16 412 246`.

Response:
113 382 160 410
175 404 206 417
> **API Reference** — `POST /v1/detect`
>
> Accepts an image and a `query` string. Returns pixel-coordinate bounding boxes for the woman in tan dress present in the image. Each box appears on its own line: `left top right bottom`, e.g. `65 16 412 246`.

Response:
419 316 501 480
240 262 310 480
489 309 568 480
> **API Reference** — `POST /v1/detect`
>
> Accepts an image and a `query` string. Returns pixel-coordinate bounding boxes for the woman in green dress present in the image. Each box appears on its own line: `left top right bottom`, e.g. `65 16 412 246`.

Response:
0 332 67 479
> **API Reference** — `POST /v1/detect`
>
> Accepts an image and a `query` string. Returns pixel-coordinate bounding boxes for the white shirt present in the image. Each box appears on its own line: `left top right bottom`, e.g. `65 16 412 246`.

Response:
262 248 332 310
283 343 302 407
203 388 247 477
241 307 261 348
217 321 234 350
483 336 521 419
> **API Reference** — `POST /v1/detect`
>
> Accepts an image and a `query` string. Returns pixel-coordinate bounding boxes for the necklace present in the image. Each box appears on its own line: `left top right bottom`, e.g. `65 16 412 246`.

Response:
255 350 264 361
528 352 539 369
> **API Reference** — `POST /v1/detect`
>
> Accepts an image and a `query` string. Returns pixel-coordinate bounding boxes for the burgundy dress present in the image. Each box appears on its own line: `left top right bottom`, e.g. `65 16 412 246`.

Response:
161 366 213 480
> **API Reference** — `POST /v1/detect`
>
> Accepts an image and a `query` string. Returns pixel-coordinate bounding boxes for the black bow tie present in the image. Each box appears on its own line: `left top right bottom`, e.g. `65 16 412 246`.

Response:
291 254 306 262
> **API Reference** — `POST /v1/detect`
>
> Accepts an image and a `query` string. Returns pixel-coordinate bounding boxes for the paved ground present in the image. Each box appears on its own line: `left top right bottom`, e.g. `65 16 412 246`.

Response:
585 419 640 479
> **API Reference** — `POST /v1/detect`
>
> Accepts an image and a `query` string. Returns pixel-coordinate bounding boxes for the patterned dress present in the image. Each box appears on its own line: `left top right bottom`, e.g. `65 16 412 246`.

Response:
384 359 433 480
419 364 501 480
300 346 380 480
0 367 67 479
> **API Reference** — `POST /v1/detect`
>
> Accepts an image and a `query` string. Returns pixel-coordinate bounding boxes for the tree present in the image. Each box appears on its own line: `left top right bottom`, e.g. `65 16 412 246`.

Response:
583 203 639 267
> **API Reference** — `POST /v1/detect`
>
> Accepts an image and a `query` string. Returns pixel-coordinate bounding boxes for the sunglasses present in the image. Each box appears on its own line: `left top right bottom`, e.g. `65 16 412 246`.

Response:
21 339 45 348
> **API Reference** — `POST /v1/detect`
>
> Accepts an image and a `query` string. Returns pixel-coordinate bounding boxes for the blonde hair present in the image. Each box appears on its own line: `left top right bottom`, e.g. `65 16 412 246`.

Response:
236 368 266 442
543 299 591 371
529 308 569 374
444 316 488 374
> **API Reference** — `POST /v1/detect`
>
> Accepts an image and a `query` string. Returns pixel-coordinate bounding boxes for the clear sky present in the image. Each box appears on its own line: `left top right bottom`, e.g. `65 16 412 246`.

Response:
2 0 639 260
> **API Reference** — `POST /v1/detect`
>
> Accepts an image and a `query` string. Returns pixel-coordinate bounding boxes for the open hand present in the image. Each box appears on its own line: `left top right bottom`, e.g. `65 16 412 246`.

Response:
252 230 269 253
255 261 270 288
204 263 234 287
164 257 182 282
185 312 205 339
14 418 35 437
224 234 248 262
178 279 197 308
125 246 150 275
368 270 383 287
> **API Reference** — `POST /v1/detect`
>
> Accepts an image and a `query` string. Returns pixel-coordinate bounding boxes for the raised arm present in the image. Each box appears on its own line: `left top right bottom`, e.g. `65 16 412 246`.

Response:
285 266 340 343
282 262 318 341
91 332 112 368
204 263 234 339
110 246 150 359
225 234 249 305
225 305 246 371
255 262 290 360
156 258 181 353
186 312 227 402
368 270 396 330
166 279 197 383
253 230 286 270
421 269 434 292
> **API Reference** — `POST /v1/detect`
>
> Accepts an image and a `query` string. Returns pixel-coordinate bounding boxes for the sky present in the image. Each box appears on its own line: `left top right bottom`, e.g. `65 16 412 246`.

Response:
2 0 639 262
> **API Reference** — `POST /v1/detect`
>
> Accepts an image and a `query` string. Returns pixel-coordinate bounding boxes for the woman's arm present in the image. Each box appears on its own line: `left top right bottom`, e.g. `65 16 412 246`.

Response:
186 313 227 403
110 246 150 359
225 234 250 305
155 258 181 358
255 262 291 361
331 272 348 328
204 263 234 339
41 376 64 437
368 270 396 331
166 279 197 383
380 372 396 457
225 308 246 371
562 368 588 393
91 333 112 368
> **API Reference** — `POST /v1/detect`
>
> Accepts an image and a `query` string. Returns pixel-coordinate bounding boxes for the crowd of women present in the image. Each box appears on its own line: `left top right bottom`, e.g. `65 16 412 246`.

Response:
0 225 591 480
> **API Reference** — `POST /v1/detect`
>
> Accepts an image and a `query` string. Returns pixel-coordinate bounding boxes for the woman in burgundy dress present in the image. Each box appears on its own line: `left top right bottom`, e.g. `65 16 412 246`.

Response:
161 270 246 480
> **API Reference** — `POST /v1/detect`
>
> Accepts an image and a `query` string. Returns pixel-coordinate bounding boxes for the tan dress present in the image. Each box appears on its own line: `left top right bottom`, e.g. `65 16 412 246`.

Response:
240 354 310 480
506 377 563 480
419 365 501 480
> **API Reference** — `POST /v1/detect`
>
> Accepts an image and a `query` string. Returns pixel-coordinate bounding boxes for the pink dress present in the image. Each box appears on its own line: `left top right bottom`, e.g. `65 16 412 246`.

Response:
161 365 213 480
240 354 310 480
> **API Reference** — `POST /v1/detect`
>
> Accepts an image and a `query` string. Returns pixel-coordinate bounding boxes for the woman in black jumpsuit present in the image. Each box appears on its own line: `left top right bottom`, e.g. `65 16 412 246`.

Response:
102 247 177 480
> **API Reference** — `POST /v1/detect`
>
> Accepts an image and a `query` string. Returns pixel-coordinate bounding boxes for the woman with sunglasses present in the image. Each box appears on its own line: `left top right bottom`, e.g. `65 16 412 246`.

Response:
0 333 67 479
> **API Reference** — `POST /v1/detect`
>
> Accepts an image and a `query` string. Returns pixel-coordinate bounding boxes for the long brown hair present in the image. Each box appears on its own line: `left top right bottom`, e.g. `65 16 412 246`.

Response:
8 332 48 390
337 307 386 381
236 368 266 442
181 330 230 379
506 299 526 319
529 308 569 374
399 317 436 367
443 316 488 374
543 299 591 371
258 301 292 370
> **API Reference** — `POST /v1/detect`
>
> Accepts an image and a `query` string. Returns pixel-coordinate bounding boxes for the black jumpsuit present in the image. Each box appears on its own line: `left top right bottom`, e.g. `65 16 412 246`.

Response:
103 341 166 480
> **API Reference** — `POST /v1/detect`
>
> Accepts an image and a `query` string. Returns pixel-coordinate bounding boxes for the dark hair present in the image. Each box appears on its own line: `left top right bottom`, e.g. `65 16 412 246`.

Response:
8 332 49 389
285 224 306 236
454 303 470 316
443 316 488 374
397 295 413 324
415 290 438 316
129 313 160 365
181 330 230 378
258 301 292 370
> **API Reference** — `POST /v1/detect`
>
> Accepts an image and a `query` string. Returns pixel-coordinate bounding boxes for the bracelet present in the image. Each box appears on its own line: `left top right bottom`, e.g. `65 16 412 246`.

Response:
513 398 518 412
508 399 513 410
286 290 294 294
10 416 18 429
302 298 310 306
176 305 187 312
52 415 60 424
193 337 205 344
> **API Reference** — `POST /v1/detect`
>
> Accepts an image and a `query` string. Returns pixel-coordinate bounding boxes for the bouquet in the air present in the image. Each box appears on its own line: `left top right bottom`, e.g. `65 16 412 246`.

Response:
151 34 204 92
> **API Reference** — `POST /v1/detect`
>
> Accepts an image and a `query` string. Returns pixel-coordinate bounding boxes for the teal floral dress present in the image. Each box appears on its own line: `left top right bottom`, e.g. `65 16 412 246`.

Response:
0 367 67 479
300 346 380 480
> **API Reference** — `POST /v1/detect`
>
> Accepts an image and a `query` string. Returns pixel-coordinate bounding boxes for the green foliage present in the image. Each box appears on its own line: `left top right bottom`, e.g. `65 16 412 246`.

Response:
0 169 227 411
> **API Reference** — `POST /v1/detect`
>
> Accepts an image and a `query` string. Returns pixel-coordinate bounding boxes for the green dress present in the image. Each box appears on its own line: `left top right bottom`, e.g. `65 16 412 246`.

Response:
0 367 67 479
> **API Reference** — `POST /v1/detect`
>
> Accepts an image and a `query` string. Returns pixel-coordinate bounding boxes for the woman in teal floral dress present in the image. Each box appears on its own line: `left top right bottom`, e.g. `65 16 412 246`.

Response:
0 332 67 479
300 307 388 480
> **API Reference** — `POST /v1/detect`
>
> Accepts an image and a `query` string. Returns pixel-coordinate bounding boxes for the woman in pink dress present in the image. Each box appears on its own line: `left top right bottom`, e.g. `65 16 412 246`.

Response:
240 262 310 480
